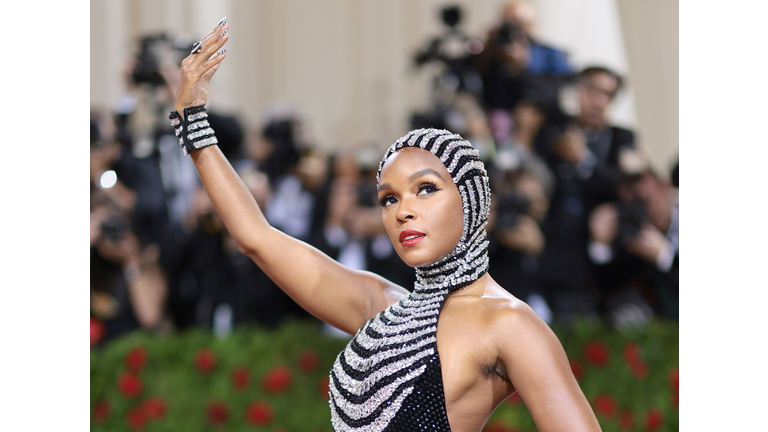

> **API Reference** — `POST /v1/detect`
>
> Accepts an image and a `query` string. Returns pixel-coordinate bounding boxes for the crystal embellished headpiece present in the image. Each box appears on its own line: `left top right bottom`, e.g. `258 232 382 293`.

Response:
377 128 491 292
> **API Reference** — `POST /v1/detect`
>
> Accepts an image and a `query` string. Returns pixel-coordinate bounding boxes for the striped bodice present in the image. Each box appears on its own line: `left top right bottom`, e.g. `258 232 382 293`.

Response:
328 284 452 431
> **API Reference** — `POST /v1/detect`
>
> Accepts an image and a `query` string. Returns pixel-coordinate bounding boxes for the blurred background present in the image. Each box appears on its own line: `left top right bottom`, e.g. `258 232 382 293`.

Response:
90 1 679 430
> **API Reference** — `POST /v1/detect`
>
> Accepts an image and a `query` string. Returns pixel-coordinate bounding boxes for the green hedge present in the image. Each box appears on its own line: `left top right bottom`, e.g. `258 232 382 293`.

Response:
91 319 678 431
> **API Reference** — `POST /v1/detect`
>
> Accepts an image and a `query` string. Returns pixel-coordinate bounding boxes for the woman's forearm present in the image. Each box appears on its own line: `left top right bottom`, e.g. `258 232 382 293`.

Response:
190 145 270 246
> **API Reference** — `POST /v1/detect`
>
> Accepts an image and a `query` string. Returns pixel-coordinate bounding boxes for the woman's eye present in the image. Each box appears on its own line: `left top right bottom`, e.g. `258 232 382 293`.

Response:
417 183 439 196
378 195 397 207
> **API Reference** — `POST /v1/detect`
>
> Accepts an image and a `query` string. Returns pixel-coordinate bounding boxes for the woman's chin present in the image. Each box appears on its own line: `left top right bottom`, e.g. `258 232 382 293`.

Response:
396 248 450 269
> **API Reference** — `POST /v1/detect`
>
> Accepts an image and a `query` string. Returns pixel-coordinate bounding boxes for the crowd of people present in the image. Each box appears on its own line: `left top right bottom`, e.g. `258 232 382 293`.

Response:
90 1 678 347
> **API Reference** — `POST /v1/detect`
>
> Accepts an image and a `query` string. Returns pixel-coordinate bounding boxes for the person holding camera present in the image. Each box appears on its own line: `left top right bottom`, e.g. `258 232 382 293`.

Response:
587 169 679 324
535 66 637 322
90 191 168 346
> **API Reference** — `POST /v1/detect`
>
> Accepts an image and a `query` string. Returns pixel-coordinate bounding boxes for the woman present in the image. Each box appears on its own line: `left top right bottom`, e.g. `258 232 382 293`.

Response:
171 18 601 432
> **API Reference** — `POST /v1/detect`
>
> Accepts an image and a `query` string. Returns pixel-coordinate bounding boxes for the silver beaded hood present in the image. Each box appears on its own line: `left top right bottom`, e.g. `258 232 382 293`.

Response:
376 128 491 292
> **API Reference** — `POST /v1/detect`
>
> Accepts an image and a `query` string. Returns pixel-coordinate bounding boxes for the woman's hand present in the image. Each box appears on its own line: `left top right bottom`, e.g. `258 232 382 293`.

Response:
174 17 229 117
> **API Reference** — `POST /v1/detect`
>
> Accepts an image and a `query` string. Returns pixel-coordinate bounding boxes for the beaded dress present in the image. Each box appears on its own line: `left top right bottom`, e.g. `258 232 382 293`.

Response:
328 129 492 431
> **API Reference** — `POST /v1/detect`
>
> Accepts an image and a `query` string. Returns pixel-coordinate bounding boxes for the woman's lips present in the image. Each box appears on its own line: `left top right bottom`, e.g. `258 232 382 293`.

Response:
399 230 426 247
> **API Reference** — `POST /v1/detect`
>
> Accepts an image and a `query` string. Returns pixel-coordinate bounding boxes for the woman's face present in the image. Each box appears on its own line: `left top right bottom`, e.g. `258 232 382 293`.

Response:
377 147 464 268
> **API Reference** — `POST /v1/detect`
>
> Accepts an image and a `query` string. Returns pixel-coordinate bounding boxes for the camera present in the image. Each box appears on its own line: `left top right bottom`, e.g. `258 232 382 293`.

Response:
496 191 531 230
616 198 648 243
131 34 169 87
100 213 132 244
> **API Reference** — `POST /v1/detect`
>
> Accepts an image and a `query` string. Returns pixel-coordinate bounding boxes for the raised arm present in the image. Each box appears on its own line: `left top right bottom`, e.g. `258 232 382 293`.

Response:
496 306 602 431
172 18 408 333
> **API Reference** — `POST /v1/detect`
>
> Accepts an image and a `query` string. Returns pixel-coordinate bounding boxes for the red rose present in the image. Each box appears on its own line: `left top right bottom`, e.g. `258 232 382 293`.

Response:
630 360 649 380
142 396 167 420
668 367 679 391
263 365 293 394
569 358 584 380
91 316 105 347
318 376 330 400
592 394 618 418
195 348 217 374
206 400 230 426
231 365 251 391
93 399 110 423
117 372 143 399
126 406 146 431
125 346 148 372
298 349 320 373
244 400 274 426
645 408 664 431
619 410 634 430
505 392 522 406
583 341 610 368
623 342 641 365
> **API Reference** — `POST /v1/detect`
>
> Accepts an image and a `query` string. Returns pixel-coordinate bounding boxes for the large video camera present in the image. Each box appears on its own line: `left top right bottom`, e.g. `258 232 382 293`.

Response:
131 33 193 87
413 5 484 100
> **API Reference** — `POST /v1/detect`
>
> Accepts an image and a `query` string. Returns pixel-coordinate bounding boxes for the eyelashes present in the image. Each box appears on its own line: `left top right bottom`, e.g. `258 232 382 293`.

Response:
378 181 441 207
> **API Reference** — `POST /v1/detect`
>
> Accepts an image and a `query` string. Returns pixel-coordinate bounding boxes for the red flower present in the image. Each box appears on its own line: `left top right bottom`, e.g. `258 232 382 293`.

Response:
505 392 522 406
142 396 167 420
117 372 143 399
630 360 649 380
206 400 230 426
644 408 664 431
93 399 110 423
195 348 217 374
569 358 584 380
298 349 320 373
592 394 618 418
318 376 330 400
668 367 679 391
125 346 148 372
583 341 610 368
623 342 641 365
126 406 146 431
231 365 251 391
619 410 634 430
263 365 293 394
244 400 274 426
90 316 105 347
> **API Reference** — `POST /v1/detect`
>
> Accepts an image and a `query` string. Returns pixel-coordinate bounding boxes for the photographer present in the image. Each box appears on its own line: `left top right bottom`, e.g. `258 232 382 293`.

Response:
488 165 553 323
90 191 168 346
535 66 636 322
588 169 679 324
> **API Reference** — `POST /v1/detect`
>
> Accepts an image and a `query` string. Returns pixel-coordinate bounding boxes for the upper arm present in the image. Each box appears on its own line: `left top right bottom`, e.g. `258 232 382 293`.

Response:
496 307 601 432
245 227 409 334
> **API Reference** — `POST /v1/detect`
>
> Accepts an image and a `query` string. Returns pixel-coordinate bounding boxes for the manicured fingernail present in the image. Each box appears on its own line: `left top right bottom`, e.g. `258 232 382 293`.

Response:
218 16 228 26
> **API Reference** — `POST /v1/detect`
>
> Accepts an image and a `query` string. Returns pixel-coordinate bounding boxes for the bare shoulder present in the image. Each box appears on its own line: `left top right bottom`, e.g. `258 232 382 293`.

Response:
475 283 563 358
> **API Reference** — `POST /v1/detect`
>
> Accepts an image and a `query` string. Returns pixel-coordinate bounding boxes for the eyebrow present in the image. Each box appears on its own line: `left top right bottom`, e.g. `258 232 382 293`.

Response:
377 168 446 192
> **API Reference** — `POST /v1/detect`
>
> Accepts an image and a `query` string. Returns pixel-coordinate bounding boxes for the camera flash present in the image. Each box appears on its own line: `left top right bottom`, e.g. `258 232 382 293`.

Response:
100 170 118 189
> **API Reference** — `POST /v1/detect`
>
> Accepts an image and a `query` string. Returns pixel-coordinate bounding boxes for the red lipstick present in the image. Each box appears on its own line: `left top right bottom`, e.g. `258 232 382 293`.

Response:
399 229 426 247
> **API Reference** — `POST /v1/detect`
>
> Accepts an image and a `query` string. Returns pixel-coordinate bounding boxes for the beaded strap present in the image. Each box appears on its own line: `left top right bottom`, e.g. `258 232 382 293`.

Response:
168 105 219 155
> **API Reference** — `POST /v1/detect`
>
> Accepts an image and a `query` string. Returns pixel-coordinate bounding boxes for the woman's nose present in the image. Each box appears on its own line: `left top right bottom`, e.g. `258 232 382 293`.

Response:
396 197 417 222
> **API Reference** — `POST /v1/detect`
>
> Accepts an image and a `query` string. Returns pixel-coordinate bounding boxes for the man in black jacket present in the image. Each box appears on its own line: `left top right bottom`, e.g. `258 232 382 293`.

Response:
537 66 637 322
